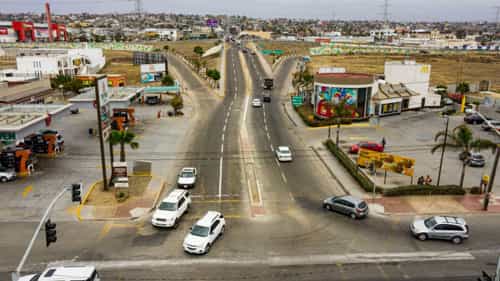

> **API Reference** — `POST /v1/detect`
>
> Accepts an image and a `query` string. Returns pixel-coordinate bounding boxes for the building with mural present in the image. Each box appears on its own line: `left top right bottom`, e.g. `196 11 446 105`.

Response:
312 60 441 119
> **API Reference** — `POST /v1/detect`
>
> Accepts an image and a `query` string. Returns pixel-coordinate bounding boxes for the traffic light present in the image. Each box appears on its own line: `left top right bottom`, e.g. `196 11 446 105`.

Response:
71 183 82 203
45 219 57 247
477 271 493 281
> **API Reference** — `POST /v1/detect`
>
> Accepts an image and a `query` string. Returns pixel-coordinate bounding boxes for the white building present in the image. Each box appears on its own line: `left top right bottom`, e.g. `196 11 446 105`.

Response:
143 28 178 41
383 60 441 108
15 48 105 77
0 21 17 43
369 29 396 40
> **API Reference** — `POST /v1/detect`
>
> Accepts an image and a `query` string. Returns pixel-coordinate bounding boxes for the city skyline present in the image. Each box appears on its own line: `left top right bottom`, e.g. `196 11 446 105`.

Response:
1 0 499 22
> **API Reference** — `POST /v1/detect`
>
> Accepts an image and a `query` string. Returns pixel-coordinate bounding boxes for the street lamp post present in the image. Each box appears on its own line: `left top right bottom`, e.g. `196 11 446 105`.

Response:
484 144 500 211
436 114 449 187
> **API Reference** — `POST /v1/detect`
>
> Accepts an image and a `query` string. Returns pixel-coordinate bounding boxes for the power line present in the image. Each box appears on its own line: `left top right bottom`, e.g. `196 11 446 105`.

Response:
382 0 390 26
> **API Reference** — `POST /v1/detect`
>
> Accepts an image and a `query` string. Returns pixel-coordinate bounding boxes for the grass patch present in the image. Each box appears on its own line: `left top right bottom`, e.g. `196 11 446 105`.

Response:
294 104 353 127
84 176 152 206
100 50 141 85
324 139 466 196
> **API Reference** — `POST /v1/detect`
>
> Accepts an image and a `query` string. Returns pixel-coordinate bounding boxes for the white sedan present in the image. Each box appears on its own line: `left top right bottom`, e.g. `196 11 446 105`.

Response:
252 98 262 107
276 146 293 162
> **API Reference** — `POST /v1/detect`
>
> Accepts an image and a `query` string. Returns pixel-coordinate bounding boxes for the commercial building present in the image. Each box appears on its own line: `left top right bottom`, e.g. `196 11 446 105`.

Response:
14 48 105 76
312 60 441 118
0 104 72 144
0 21 67 43
0 79 54 104
69 86 144 111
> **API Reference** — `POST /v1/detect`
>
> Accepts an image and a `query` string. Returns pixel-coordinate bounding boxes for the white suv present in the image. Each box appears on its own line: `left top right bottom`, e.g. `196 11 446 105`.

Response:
177 167 197 188
0 167 16 183
183 211 225 254
276 146 292 162
152 189 191 228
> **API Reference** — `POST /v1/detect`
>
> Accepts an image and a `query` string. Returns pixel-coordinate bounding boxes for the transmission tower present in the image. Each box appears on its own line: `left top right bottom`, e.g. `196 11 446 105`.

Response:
130 0 143 15
382 0 390 26
495 6 500 31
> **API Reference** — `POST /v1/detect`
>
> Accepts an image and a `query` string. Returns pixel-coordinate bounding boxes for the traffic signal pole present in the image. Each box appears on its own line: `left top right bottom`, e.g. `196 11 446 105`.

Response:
12 186 69 281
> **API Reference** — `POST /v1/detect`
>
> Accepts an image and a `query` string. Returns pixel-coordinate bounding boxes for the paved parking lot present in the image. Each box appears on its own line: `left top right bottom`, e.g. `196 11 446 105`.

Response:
0 96 195 222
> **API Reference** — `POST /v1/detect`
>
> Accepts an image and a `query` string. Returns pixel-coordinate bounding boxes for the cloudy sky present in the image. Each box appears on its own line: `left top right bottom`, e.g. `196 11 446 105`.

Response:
2 0 499 22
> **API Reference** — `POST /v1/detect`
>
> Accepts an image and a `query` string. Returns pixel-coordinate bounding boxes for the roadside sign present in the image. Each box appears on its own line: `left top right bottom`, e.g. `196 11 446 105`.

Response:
292 96 303 107
262 49 284 55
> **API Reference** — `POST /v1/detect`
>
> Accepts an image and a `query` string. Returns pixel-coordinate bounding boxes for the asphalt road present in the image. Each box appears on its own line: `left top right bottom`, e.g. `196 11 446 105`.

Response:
1 43 500 281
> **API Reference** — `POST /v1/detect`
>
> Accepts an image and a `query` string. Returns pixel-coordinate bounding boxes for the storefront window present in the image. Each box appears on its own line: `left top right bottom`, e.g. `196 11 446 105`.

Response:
381 102 401 115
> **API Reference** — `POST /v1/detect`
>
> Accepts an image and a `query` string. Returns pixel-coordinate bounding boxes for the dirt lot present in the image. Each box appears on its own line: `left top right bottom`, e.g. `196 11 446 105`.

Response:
155 40 221 70
85 176 152 206
100 50 141 85
310 53 500 92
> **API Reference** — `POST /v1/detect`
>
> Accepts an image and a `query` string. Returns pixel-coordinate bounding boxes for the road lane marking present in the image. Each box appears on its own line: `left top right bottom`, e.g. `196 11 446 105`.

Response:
267 132 271 140
281 172 287 183
256 179 263 205
48 251 476 268
22 185 33 198
270 144 274 152
221 134 225 142
220 144 224 153
223 124 227 132
218 156 223 200
275 158 280 167
242 95 250 123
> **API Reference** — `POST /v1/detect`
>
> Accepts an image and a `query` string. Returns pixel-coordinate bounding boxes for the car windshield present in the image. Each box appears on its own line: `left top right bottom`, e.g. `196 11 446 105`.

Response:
180 171 194 177
191 225 210 237
472 154 484 160
424 217 437 228
158 202 177 211
358 202 367 209
280 148 290 153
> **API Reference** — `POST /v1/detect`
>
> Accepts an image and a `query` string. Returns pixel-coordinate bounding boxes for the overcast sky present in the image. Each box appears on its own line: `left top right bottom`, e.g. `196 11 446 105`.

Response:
2 0 499 22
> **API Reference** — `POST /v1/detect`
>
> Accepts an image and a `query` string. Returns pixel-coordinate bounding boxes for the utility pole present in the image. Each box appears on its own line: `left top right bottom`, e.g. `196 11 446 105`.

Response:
436 115 449 186
12 186 70 281
382 0 390 27
484 144 500 210
95 75 108 189
495 6 500 31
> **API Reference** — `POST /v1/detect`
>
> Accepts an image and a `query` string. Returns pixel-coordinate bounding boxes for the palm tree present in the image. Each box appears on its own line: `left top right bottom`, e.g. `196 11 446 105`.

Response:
431 124 496 188
328 99 353 147
108 129 139 162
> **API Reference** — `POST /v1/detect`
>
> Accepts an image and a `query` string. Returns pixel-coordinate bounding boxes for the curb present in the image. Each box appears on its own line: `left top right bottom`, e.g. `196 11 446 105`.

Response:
282 102 298 127
150 178 166 211
76 180 101 221
311 146 350 196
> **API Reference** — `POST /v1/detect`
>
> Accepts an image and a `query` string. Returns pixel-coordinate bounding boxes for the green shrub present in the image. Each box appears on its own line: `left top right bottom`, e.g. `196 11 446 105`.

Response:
324 139 467 197
469 186 482 194
383 185 465 196
296 105 353 127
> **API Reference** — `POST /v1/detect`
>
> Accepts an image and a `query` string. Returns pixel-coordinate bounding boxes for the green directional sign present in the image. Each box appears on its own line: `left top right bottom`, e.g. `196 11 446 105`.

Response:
292 96 303 107
261 49 284 55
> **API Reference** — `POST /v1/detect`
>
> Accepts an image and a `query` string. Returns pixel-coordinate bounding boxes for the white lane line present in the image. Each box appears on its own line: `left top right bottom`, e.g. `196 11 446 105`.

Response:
264 124 268 132
288 192 295 202
256 179 263 206
274 158 281 167
221 134 225 142
218 156 223 200
270 144 274 151
281 172 288 183
223 124 227 132
227 111 230 118
267 132 271 140
242 95 250 123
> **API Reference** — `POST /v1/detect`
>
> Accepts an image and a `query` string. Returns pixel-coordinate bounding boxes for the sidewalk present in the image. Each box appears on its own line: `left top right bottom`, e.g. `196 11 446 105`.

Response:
287 102 500 216
78 176 165 221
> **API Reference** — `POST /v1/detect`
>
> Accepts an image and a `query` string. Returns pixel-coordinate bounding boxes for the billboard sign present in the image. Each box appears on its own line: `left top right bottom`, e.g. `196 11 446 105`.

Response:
206 18 218 27
314 85 358 118
140 63 166 83
96 76 109 106
0 28 8 35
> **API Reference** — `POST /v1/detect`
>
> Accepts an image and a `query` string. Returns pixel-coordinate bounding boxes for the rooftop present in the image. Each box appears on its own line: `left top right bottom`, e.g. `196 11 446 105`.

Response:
0 104 72 132
69 86 144 103
315 73 374 86
373 83 419 100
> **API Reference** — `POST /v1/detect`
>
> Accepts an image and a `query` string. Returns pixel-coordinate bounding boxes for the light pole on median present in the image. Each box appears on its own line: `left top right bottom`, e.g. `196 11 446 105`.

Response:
484 144 500 211
436 114 449 187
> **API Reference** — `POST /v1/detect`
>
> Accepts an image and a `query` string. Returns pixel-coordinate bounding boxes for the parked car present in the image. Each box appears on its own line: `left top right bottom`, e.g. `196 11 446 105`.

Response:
146 96 160 105
177 167 197 188
323 195 369 219
252 98 262 108
481 120 500 131
0 166 16 182
183 211 225 254
276 146 293 162
152 189 191 228
263 92 271 102
467 152 485 167
464 113 484 125
442 98 454 106
410 216 469 244
464 104 476 114
18 266 100 281
349 142 384 154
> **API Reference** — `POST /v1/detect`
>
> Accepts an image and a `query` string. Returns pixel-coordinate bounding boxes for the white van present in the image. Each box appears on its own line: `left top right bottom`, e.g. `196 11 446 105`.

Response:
152 189 191 228
18 266 100 281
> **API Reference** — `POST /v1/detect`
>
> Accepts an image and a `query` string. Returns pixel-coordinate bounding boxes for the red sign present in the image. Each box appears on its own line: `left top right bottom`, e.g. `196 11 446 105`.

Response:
315 38 331 43
0 28 8 35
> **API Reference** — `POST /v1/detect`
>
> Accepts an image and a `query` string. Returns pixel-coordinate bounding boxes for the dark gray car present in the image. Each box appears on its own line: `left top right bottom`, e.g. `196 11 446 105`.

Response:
323 195 368 219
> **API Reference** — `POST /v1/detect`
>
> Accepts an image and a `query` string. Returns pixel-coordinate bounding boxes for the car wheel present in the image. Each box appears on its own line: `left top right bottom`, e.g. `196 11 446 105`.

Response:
324 204 331 211
204 243 211 254
417 233 428 241
220 226 225 236
0 177 7 183
172 219 178 229
350 213 357 220
451 236 463 244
